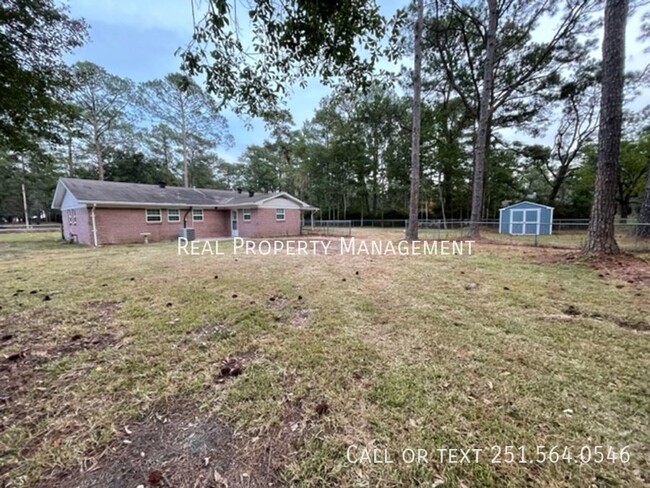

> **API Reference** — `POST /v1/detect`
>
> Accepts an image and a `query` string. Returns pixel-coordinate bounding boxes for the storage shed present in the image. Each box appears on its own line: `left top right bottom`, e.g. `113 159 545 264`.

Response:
499 201 554 235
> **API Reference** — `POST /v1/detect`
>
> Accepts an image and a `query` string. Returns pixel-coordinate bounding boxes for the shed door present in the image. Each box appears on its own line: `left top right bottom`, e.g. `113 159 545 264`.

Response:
510 210 524 234
524 209 540 234
510 209 540 235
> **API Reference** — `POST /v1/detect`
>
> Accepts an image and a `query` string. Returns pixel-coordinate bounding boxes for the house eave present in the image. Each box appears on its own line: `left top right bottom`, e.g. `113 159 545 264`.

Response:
51 180 72 210
75 201 217 208
217 201 319 211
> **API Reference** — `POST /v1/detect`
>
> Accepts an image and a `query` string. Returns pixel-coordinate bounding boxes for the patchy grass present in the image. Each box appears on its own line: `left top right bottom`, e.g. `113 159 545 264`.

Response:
371 227 650 252
0 231 68 257
306 225 650 252
0 232 648 487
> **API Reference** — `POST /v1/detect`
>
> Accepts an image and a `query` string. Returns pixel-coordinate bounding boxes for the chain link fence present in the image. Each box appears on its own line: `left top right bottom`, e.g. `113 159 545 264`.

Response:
303 220 353 237
303 218 650 252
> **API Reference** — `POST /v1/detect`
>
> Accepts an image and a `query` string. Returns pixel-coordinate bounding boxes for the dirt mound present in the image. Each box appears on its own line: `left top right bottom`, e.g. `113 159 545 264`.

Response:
586 254 650 287
38 392 311 488
561 304 649 332
41 401 234 488
533 250 582 264
534 251 650 287
613 317 650 332
266 293 312 328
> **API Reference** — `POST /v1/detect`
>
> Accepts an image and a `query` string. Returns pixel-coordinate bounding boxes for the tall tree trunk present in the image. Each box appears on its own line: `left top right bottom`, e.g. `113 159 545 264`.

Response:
372 164 379 217
583 0 628 255
90 113 104 180
406 0 424 242
93 132 104 180
635 162 650 237
468 0 498 238
89 93 104 181
66 131 74 177
547 162 570 206
180 95 189 187
438 173 447 228
162 132 172 172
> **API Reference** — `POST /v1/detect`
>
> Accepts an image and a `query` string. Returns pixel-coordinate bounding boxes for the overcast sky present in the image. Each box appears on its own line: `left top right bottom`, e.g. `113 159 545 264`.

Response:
67 0 649 163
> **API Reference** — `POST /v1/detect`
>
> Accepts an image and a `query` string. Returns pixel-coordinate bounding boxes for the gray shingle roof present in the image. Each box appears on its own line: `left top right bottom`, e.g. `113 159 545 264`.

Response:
53 178 311 209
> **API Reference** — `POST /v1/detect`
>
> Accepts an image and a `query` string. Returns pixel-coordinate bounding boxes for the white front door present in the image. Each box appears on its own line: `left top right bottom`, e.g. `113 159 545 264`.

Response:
231 210 239 237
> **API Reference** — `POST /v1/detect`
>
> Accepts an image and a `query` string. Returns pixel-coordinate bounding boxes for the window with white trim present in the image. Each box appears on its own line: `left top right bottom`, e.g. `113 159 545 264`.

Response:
243 208 251 222
167 209 180 222
67 210 73 226
146 209 162 223
72 209 76 225
276 208 285 221
192 208 204 222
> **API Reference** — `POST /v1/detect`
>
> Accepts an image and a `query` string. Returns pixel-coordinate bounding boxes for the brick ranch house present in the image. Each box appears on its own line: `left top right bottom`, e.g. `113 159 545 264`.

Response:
51 178 317 246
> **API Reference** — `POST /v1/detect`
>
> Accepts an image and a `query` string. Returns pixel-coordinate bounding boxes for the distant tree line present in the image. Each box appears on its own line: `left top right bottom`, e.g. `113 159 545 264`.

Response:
1 0 649 251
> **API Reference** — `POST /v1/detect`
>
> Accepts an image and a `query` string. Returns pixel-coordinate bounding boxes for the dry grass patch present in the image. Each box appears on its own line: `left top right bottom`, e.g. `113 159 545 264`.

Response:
0 232 648 487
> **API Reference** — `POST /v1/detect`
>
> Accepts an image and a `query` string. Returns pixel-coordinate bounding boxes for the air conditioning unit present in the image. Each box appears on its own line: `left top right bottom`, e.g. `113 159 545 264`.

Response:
178 227 196 241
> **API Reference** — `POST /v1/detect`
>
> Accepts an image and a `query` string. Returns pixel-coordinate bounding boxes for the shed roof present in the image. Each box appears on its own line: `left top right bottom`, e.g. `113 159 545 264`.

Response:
51 178 317 210
499 200 554 211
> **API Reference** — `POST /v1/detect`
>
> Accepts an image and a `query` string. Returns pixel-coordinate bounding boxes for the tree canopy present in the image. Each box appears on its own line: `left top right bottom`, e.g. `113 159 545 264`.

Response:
180 0 405 116
0 0 87 152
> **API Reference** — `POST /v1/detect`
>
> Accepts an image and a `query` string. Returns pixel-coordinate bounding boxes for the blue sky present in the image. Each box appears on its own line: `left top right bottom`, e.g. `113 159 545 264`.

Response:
67 1 648 162
66 0 405 163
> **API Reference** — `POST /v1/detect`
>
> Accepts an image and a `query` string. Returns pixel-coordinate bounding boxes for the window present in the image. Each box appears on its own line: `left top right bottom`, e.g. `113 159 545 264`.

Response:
167 209 180 222
276 208 285 221
67 210 73 226
146 209 162 223
243 208 251 222
192 208 204 222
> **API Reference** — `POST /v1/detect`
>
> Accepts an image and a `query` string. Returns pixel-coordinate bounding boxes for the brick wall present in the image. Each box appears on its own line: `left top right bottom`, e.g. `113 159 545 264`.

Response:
94 207 230 245
237 208 302 237
68 206 302 245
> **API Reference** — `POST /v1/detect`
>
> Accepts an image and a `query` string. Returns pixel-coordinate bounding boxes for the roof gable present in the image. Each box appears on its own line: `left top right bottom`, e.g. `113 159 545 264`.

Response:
245 192 315 209
499 200 554 211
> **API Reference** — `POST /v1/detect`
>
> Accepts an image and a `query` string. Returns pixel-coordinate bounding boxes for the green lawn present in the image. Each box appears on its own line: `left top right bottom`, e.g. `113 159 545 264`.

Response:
0 232 648 487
